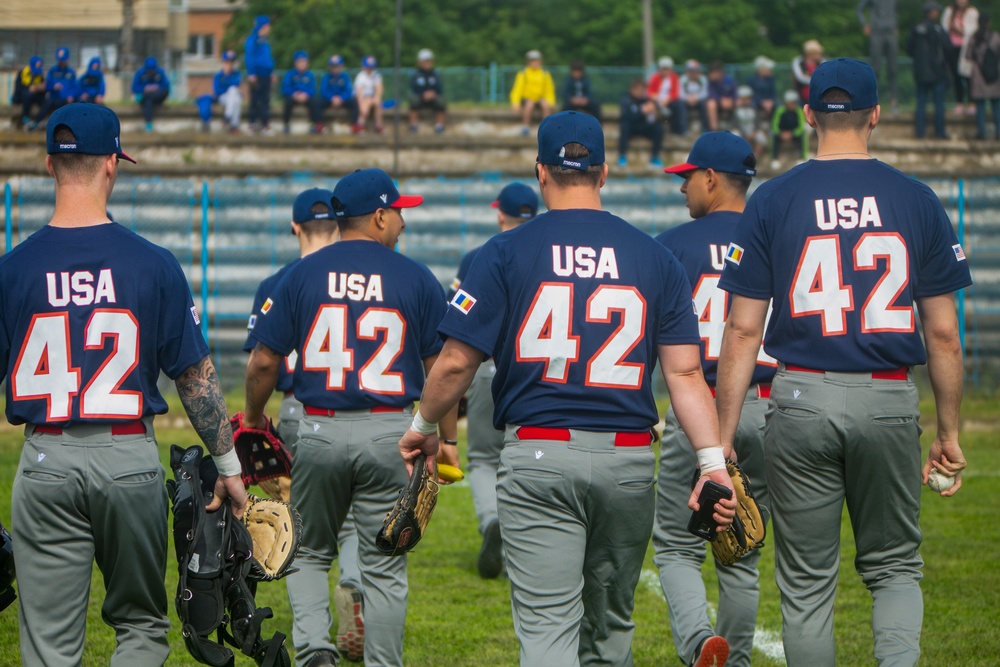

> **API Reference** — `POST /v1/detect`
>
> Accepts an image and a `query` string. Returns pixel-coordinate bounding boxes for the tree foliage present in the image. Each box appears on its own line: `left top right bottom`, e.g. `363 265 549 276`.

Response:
223 0 951 69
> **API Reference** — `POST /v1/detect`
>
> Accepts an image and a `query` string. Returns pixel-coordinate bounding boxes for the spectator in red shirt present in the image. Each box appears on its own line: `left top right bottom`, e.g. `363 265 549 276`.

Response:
647 56 686 135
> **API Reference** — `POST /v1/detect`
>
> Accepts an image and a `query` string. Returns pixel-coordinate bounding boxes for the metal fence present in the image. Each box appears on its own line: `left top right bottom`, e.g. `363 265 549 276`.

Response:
3 174 993 388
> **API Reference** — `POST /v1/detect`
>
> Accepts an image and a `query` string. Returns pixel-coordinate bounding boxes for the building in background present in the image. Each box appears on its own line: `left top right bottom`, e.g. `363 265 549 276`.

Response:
186 0 244 98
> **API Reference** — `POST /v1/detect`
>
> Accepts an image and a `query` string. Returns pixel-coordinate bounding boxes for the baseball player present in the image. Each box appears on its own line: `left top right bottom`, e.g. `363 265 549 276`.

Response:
399 111 735 666
243 187 366 661
716 59 972 666
654 132 775 667
0 104 246 665
242 168 454 667
447 182 539 579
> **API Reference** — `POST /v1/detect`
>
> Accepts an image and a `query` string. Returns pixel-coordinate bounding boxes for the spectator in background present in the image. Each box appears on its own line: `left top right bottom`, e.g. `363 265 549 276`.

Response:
967 11 1000 139
792 39 825 102
199 49 242 133
41 47 77 120
746 55 777 116
647 56 686 135
706 60 737 131
733 85 768 158
281 50 321 135
245 15 276 134
319 54 361 134
618 77 664 169
562 60 601 122
942 0 980 115
770 90 808 169
12 56 45 130
131 56 170 132
408 48 447 133
510 49 555 136
908 1 951 139
679 59 710 133
355 55 385 133
77 57 106 105
858 0 900 111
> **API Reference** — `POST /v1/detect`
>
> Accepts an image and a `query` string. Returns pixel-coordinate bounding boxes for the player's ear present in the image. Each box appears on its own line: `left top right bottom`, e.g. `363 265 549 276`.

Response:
869 104 880 131
45 155 55 179
803 104 818 129
290 221 301 237
598 163 609 188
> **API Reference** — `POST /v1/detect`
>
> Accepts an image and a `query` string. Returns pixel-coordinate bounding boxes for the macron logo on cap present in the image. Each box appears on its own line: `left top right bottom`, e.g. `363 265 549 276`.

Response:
59 143 77 150
380 193 388 203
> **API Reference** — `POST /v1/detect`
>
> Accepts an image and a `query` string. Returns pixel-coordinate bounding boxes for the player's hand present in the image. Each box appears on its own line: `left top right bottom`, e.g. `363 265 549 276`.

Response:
922 435 967 497
248 74 258 84
723 444 738 463
399 429 439 477
241 413 269 430
688 469 737 531
435 442 460 485
863 25 872 37
208 474 249 519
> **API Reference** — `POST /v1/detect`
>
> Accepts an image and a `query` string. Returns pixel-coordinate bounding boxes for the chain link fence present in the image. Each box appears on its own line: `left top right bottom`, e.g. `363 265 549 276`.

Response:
3 174 993 388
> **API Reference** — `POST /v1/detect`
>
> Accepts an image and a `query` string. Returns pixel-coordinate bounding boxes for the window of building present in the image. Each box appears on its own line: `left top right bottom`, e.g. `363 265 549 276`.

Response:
187 34 215 58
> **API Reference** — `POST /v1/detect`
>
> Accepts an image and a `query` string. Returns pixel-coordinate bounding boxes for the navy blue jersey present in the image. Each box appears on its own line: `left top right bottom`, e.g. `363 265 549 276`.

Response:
719 160 972 370
0 224 208 425
251 240 446 409
656 211 777 386
438 209 700 431
447 245 481 300
245 261 298 393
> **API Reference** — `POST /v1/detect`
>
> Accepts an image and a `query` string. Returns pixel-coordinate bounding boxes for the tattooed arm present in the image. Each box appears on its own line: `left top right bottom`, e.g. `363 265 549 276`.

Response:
244 341 283 429
175 355 248 516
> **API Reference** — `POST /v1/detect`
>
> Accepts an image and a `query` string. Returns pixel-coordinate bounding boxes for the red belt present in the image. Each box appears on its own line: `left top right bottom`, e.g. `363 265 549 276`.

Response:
304 405 405 417
514 426 652 447
709 384 771 399
33 421 146 436
785 365 909 380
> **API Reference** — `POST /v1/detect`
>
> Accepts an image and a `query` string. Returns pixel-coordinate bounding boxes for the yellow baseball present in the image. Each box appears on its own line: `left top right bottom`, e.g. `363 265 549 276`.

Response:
437 464 465 483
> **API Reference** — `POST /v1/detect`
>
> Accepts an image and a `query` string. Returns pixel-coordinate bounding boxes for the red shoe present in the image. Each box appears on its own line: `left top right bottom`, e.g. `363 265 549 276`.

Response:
694 636 729 667
351 124 364 134
374 124 385 134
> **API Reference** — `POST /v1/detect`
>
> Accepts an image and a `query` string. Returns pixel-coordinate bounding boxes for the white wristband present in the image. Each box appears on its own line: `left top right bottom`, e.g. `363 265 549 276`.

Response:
696 446 727 475
410 410 438 435
213 448 243 478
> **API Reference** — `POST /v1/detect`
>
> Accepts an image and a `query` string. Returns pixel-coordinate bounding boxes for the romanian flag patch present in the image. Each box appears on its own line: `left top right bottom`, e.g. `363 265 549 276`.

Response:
451 289 477 314
261 298 273 314
725 243 744 265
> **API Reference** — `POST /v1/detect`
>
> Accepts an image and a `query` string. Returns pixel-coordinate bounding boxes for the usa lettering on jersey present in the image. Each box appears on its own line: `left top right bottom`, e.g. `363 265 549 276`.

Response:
47 270 116 306
329 273 384 301
814 197 882 230
551 245 619 279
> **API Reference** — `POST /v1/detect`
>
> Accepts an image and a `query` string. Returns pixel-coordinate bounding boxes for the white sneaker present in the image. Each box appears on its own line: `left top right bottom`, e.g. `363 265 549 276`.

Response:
334 583 364 661
769 159 781 170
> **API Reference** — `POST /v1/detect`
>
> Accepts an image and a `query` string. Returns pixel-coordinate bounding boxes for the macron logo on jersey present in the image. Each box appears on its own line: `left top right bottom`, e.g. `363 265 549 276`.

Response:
261 298 273 314
451 289 477 314
953 244 967 261
725 243 744 265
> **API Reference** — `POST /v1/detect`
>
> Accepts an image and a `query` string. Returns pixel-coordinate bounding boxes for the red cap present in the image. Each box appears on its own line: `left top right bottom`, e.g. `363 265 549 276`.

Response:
663 162 697 175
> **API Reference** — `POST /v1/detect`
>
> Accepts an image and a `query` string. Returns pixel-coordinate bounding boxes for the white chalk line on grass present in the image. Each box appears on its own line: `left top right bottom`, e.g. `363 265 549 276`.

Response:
639 568 786 664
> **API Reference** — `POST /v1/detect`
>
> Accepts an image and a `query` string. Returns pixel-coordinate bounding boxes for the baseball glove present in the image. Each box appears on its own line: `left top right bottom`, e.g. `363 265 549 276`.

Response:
376 453 439 557
230 412 293 502
244 494 302 581
711 461 767 566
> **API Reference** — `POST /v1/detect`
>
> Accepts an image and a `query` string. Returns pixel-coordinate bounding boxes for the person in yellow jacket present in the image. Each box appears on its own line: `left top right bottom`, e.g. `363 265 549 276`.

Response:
13 56 46 130
510 50 555 135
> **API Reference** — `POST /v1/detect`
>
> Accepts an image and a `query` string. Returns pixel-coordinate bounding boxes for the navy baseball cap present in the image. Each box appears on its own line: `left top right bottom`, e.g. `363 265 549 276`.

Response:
665 131 756 176
46 104 136 164
808 58 878 112
331 169 423 218
492 182 539 218
55 47 69 62
329 54 344 67
292 188 335 223
537 111 605 171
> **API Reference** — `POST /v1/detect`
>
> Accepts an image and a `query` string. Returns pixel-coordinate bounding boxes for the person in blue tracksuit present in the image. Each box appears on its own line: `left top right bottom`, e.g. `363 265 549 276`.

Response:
281 50 321 134
245 15 276 133
131 56 170 131
77 57 106 105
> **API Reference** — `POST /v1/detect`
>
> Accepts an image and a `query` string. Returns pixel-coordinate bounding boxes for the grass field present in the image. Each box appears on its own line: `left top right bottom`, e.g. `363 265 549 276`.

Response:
0 393 996 666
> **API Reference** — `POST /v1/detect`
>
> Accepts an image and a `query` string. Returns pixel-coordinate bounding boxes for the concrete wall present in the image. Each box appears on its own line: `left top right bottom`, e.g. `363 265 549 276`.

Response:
1 0 169 30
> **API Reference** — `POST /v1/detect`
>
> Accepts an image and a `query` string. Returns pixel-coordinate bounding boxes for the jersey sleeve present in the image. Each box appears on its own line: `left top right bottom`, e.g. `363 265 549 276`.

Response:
249 272 298 357
718 193 774 300
416 267 448 359
912 187 973 298
243 280 268 352
157 256 210 380
437 239 506 357
657 251 700 345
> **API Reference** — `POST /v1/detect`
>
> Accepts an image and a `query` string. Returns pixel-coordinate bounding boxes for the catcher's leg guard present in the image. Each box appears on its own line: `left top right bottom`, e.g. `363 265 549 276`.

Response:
168 445 290 667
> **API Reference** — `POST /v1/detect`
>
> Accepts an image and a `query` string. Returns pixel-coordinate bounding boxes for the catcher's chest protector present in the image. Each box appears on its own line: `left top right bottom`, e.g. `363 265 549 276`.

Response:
168 445 290 667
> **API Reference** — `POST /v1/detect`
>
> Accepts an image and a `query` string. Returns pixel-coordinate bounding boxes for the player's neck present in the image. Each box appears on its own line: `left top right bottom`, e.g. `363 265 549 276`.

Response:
542 187 602 211
705 195 745 216
815 133 872 160
49 186 111 228
299 232 340 257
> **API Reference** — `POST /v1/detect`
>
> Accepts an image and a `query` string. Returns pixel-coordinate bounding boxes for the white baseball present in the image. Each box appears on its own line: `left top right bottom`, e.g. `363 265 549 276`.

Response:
927 469 955 492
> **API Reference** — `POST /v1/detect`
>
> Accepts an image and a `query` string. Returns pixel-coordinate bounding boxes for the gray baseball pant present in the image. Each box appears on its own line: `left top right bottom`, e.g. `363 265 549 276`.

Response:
766 365 922 667
280 394 362 589
12 420 169 667
497 426 656 667
466 362 504 534
284 409 411 667
653 391 770 667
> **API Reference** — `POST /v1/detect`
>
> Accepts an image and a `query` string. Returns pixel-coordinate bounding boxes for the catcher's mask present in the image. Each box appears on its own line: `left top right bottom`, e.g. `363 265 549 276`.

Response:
0 523 15 612
167 445 290 667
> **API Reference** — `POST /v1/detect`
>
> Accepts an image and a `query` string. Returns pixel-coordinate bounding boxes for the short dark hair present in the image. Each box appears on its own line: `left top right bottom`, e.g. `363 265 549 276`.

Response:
719 171 753 196
49 126 107 182
297 202 339 235
543 142 603 188
812 88 874 133
570 60 585 71
709 59 725 72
